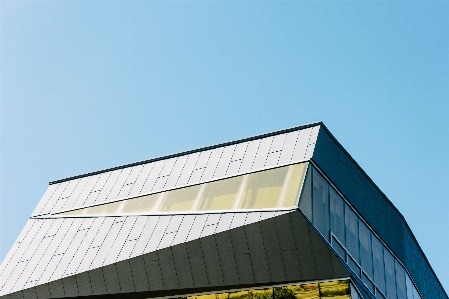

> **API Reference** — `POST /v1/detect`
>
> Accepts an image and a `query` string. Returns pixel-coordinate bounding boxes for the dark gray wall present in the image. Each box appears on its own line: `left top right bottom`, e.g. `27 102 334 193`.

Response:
312 126 447 299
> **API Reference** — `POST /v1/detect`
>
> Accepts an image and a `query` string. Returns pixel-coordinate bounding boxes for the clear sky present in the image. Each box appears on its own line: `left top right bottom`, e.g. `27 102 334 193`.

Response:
1 0 448 293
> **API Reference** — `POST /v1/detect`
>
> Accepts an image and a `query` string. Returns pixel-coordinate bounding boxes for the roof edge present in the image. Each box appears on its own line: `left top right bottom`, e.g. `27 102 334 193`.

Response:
49 121 323 185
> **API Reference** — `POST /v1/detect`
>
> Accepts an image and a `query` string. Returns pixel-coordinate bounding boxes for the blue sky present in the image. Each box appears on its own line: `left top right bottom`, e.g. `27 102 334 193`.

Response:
1 0 448 293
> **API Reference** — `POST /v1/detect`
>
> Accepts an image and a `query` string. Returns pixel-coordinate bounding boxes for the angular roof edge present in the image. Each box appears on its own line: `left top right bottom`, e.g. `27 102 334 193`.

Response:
49 121 323 185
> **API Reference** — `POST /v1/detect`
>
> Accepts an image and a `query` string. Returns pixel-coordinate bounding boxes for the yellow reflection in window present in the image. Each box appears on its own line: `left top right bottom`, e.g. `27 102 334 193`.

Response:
157 185 202 212
195 176 243 211
279 163 307 208
84 200 122 215
319 280 350 298
121 193 160 213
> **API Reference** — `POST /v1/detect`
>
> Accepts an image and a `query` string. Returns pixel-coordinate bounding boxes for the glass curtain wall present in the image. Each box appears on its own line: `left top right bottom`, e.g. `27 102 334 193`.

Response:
56 163 307 217
299 165 421 299
174 279 357 299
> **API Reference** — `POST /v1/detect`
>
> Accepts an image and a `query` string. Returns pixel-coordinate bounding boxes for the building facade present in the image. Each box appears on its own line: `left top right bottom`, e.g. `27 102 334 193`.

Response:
0 122 446 299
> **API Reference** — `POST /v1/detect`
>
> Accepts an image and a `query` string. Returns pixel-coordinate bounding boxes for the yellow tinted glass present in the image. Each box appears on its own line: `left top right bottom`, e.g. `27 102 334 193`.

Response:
121 193 160 213
157 185 202 212
85 200 122 215
195 176 243 211
279 163 307 208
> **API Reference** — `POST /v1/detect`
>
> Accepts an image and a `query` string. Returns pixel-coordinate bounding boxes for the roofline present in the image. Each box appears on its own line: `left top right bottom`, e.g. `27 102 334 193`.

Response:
49 121 323 185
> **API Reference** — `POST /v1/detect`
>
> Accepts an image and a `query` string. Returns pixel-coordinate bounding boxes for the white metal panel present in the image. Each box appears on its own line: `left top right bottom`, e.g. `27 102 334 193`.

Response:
265 134 286 168
131 216 160 258
213 145 236 179
290 128 313 163
226 143 248 176
0 220 34 277
76 217 114 273
102 217 137 265
56 226 90 279
185 214 208 242
187 151 211 185
164 156 188 190
70 174 101 209
73 218 106 273
259 211 276 221
200 214 221 238
139 160 165 195
90 218 125 269
215 213 235 234
0 220 44 285
1 261 28 295
194 150 211 169
171 214 196 246
86 172 112 205
273 210 291 217
144 216 172 253
251 137 273 171
92 170 121 205
229 212 248 230
175 153 200 187
107 168 133 201
31 184 59 217
278 131 300 165
117 165 145 199
50 179 80 214
152 158 177 192
21 235 53 290
116 217 148 261
38 181 70 215
37 254 63 287
62 176 91 211
78 174 108 208
239 139 261 173
244 212 262 225
158 215 184 250
128 164 154 198
200 148 223 183
303 126 320 160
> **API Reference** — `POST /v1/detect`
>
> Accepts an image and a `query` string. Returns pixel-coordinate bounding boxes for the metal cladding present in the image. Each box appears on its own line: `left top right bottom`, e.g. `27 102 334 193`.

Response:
0 122 447 299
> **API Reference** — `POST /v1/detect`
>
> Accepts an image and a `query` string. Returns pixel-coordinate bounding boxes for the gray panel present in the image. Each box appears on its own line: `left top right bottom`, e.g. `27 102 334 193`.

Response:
61 176 91 210
309 224 334 279
50 179 80 213
129 256 149 292
188 150 211 185
265 134 286 168
171 243 194 289
163 155 188 190
213 144 236 179
275 215 302 281
176 152 200 186
35 283 50 299
215 213 234 234
199 148 223 183
214 231 239 286
200 214 221 238
70 174 101 209
116 217 148 261
259 211 276 221
158 215 184 250
229 212 247 230
244 222 270 284
75 272 93 297
61 274 78 297
291 128 312 163
102 217 137 266
260 217 286 283
171 214 196 246
251 137 273 171
200 235 224 286
103 264 121 294
117 164 145 199
89 268 107 296
226 142 247 177
185 214 208 242
139 160 165 195
106 168 133 201
90 218 125 269
230 227 254 285
278 131 300 165
131 216 160 258
157 249 178 290
92 170 121 205
128 164 154 198
48 279 64 298
186 240 208 287
115 260 136 293
38 181 70 215
144 216 172 253
22 287 37 299
67 217 103 274
143 252 164 291
239 139 260 173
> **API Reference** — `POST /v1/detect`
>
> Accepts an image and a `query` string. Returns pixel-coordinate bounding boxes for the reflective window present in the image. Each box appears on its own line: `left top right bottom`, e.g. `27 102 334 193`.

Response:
298 167 312 220
345 205 359 263
384 249 397 299
312 168 329 238
359 220 373 279
395 260 406 299
373 236 386 295
56 163 308 216
329 188 345 245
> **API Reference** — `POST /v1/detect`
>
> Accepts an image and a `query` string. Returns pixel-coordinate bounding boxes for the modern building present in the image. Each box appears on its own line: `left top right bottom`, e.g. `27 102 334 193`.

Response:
0 122 446 299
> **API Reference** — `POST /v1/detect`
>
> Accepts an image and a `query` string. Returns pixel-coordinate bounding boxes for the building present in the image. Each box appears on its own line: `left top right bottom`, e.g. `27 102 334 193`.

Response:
0 122 446 299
